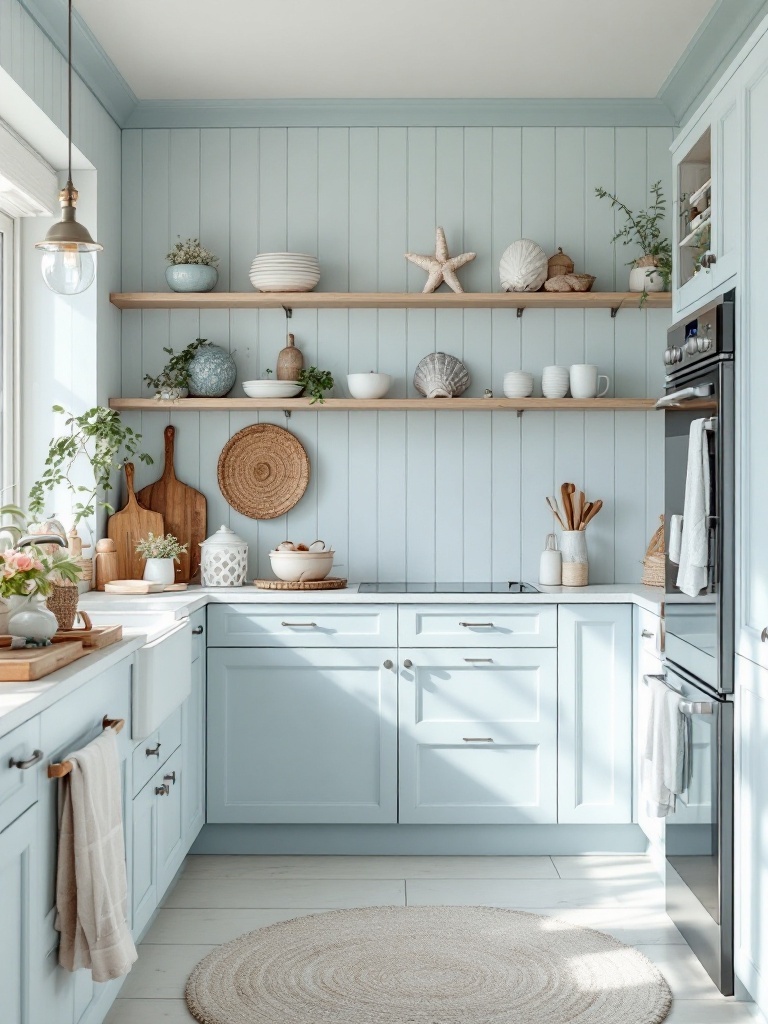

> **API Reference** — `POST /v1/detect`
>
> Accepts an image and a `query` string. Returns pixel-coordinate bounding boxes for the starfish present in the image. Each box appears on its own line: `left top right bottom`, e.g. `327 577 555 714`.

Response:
405 227 476 293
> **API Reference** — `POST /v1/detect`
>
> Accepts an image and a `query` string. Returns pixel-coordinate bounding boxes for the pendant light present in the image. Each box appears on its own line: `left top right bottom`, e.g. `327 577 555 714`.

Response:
35 0 102 294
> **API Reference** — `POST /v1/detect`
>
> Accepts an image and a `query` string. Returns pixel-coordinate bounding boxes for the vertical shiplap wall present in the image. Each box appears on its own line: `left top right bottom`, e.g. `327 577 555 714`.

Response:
121 125 672 583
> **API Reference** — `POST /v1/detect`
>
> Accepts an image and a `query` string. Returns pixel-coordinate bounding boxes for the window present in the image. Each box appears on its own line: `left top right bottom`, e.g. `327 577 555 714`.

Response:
0 211 17 506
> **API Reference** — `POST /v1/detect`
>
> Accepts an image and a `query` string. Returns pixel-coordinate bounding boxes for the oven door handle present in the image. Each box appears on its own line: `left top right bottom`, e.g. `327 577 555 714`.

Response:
655 383 714 408
679 699 715 715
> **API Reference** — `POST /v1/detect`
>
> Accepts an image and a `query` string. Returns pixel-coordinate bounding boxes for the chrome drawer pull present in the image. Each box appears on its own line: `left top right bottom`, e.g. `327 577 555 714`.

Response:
146 742 161 758
464 658 494 663
641 629 654 638
281 621 317 628
9 749 43 770
192 625 204 635
463 737 494 742
164 771 176 785
459 621 495 628
155 783 170 796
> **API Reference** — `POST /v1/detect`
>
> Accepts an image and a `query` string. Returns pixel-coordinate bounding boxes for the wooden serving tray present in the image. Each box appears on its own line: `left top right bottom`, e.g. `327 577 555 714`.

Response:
0 640 86 681
51 624 123 649
252 577 348 591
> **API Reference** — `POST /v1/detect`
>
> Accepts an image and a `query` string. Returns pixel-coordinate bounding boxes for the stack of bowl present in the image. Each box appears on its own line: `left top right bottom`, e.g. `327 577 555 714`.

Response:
249 253 320 293
242 380 303 399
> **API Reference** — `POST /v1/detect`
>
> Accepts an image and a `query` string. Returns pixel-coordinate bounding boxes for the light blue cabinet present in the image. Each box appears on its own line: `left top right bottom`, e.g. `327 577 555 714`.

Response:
558 605 632 824
207 647 398 823
398 648 558 824
182 610 206 849
0 804 36 1024
131 765 158 939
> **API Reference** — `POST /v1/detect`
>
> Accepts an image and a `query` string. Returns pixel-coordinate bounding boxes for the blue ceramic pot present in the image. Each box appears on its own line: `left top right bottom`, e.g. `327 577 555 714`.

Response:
188 344 237 397
166 264 218 293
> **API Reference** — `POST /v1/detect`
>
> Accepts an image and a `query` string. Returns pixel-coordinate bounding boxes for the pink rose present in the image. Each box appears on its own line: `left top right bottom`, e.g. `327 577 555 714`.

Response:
13 553 33 571
31 559 44 572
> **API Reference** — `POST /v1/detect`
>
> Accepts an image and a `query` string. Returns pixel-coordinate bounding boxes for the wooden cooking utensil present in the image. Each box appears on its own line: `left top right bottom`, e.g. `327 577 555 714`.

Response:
576 490 585 529
559 483 571 529
137 425 207 582
581 499 603 529
107 463 164 582
546 496 567 530
579 501 594 529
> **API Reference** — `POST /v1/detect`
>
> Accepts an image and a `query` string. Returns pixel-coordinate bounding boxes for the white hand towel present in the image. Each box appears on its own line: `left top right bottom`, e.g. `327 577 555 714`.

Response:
676 418 710 597
56 728 137 982
669 514 684 565
643 676 688 817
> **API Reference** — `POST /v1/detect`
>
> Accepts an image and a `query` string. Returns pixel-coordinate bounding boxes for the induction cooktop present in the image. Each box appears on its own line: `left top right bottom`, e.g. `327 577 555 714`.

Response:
358 582 539 594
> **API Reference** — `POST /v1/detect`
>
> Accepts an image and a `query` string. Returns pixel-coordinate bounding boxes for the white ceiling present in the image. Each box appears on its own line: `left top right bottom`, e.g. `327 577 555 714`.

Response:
74 0 717 102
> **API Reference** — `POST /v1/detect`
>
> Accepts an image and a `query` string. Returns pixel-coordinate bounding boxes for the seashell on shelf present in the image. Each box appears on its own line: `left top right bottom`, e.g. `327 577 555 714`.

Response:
499 239 548 292
413 352 470 399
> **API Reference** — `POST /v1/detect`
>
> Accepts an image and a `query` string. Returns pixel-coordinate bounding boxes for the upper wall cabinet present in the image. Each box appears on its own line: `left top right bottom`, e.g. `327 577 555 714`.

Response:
672 94 741 318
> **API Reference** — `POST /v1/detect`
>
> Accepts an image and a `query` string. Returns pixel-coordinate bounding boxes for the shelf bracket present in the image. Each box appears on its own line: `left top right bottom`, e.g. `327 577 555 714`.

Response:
610 305 620 318
516 307 524 318
284 410 292 419
282 306 293 319
516 409 523 418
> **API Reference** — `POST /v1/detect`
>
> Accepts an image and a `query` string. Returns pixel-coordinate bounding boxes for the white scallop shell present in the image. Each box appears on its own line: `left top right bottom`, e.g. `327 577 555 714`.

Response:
499 239 548 292
413 352 470 399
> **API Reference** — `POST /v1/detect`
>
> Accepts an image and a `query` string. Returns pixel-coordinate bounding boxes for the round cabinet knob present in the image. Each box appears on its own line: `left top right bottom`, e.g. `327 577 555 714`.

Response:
383 660 393 670
155 784 170 796
164 771 176 785
192 626 204 635
146 742 161 758
403 659 413 669
761 627 768 643
641 629 654 638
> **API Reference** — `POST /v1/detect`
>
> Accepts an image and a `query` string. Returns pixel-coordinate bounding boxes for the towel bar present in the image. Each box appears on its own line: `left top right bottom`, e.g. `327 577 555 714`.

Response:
47 716 125 778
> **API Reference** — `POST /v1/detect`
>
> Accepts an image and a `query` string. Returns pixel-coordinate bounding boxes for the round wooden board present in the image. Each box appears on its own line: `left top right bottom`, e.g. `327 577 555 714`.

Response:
252 577 348 591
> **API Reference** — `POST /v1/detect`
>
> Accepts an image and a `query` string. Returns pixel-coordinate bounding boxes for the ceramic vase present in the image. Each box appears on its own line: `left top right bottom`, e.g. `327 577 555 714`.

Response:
629 266 665 293
143 557 175 586
560 530 588 587
166 264 218 293
0 597 9 635
188 345 237 397
8 594 59 643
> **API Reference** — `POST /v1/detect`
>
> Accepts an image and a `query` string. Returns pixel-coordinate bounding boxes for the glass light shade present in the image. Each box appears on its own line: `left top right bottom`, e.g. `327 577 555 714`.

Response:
40 246 95 295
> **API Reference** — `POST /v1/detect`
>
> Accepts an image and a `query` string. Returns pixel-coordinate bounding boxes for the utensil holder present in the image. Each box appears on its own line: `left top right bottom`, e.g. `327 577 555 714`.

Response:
561 530 588 587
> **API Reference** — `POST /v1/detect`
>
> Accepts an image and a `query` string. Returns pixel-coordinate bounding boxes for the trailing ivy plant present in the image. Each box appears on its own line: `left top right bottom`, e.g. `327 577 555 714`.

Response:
297 366 334 404
594 180 672 298
28 406 153 525
144 338 210 392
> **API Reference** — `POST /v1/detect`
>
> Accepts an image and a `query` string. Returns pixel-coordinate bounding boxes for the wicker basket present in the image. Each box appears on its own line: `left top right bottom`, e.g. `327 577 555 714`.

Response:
641 515 665 588
46 582 79 630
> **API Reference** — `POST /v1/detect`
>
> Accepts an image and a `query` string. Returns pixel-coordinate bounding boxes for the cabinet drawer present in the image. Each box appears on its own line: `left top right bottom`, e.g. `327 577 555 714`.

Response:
637 608 662 659
0 719 40 832
399 604 557 647
132 706 181 796
208 604 397 647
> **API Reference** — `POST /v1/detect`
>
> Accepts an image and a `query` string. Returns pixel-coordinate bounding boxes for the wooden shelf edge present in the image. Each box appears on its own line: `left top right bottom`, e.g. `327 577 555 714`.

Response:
109 290 672 311
109 397 660 412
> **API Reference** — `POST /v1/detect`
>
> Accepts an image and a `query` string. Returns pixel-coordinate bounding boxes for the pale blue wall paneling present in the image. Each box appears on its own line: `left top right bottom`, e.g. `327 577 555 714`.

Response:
122 125 673 583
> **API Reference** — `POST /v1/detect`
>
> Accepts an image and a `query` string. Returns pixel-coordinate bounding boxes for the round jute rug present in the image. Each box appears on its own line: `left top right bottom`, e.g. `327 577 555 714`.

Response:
185 905 672 1024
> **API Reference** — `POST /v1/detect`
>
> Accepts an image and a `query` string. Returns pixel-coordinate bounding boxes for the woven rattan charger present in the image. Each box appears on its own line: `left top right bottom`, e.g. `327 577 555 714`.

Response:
218 423 310 519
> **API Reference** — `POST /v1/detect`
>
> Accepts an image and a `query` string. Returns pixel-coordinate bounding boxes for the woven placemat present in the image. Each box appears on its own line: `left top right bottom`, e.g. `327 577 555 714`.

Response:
252 577 348 591
218 424 310 520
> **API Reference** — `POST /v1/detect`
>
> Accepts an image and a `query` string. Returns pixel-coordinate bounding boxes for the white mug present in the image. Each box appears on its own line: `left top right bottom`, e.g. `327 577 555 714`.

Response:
569 364 610 399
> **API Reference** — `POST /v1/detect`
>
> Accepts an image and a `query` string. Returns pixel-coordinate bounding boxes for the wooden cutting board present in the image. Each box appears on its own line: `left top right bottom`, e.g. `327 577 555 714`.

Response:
137 425 207 583
51 624 123 649
107 462 165 581
0 641 86 681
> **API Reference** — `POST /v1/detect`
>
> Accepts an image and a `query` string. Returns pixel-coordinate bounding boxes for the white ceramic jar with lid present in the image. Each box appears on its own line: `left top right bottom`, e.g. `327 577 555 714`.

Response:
539 533 562 586
200 525 248 587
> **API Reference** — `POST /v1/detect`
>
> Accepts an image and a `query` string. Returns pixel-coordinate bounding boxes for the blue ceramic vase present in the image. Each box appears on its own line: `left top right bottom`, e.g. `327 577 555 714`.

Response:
166 264 218 292
188 344 237 397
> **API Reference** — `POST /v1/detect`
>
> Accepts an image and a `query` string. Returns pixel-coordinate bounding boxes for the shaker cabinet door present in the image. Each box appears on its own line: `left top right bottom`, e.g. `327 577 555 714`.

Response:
558 605 632 824
207 647 398 823
0 805 36 1024
398 648 558 824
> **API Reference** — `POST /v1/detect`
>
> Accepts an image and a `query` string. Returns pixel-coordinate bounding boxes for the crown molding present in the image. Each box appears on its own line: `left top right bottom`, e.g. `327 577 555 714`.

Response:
17 0 138 127
123 97 676 130
659 0 768 124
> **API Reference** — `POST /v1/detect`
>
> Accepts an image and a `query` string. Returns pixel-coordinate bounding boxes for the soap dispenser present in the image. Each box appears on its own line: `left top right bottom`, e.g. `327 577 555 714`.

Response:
539 533 562 586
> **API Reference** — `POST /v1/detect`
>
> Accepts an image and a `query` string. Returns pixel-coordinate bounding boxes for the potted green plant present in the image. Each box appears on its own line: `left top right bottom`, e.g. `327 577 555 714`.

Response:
165 237 219 293
144 338 210 400
297 366 334 404
594 181 672 300
28 406 153 528
135 532 188 586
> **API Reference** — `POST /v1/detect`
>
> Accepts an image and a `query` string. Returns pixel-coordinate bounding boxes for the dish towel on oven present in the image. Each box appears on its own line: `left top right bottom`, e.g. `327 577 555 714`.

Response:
676 417 710 597
55 727 137 982
643 675 689 817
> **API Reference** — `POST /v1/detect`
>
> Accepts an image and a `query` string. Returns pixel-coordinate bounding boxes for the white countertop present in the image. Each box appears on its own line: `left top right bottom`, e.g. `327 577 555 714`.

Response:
0 583 662 739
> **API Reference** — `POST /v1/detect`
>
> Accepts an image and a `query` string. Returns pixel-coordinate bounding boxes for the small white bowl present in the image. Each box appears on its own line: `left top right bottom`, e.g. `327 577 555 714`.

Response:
269 549 335 582
347 372 393 400
503 371 534 399
243 380 303 398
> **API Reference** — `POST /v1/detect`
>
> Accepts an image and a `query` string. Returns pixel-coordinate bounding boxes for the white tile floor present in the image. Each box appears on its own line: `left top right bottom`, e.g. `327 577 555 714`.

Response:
105 854 761 1023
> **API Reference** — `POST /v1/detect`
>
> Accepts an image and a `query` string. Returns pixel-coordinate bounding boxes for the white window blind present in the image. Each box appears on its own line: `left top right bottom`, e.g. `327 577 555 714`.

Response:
0 118 57 218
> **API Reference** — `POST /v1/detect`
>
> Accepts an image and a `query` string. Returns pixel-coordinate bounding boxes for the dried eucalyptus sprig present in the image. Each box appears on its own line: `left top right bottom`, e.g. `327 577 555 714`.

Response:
166 237 219 267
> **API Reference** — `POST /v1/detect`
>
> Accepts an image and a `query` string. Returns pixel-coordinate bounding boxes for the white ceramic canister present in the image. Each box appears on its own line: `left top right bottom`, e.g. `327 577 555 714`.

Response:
200 525 249 587
560 530 588 587
539 533 562 586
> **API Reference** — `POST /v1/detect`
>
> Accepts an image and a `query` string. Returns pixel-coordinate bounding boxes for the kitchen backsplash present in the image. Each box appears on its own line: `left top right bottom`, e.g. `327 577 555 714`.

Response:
120 125 671 583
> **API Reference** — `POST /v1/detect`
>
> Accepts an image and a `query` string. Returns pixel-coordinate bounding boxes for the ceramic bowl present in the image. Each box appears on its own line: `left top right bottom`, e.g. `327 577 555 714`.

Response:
242 380 303 398
346 373 393 399
269 549 335 582
503 371 534 398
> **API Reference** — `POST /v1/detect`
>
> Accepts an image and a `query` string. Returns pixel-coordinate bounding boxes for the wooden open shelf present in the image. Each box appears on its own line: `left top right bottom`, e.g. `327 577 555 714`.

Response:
109 291 672 312
109 397 659 412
